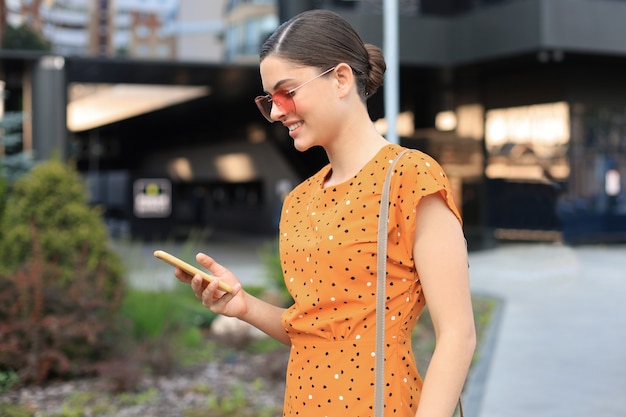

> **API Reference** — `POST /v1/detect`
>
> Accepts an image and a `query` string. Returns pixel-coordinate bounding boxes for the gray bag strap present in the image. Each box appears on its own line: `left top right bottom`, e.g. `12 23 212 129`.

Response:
375 149 410 417
374 149 465 417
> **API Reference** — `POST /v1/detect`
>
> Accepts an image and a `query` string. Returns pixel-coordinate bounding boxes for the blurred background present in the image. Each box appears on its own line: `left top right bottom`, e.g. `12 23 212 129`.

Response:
2 0 626 248
1 2 626 417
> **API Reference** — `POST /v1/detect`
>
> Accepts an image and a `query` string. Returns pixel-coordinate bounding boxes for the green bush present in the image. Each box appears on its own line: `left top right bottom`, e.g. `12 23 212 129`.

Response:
110 285 220 383
0 160 123 292
0 159 126 385
0 370 19 394
119 289 185 340
118 287 217 341
2 25 51 51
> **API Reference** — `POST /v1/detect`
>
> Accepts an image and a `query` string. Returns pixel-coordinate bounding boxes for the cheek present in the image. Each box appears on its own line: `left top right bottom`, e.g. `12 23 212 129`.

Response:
297 90 343 138
294 91 319 116
303 92 337 120
316 97 344 127
312 109 342 146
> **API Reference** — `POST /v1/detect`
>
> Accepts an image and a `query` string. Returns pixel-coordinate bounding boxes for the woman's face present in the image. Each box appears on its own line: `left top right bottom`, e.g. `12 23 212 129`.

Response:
259 56 340 152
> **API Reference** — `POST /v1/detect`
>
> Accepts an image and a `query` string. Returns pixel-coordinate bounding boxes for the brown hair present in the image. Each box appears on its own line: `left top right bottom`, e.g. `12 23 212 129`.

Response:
260 9 386 100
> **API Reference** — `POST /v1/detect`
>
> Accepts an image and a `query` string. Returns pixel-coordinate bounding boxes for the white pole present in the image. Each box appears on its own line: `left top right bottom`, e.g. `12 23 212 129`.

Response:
383 0 399 144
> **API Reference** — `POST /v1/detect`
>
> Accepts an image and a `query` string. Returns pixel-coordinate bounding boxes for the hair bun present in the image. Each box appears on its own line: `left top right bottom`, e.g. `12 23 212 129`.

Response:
364 44 386 96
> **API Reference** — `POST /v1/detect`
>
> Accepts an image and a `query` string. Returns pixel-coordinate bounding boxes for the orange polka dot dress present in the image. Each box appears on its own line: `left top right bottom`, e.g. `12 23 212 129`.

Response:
279 144 461 417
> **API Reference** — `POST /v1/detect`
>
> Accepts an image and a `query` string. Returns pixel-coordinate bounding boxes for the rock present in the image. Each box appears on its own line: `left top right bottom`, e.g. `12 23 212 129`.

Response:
210 315 267 348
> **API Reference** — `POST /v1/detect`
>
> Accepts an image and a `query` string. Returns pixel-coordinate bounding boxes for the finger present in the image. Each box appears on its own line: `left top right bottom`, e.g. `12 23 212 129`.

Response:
174 267 192 283
200 278 222 307
212 282 242 303
195 253 229 277
202 280 242 311
190 274 207 298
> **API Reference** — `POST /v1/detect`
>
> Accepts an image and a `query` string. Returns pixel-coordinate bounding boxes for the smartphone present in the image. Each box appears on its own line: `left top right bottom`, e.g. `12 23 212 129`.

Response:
153 250 234 293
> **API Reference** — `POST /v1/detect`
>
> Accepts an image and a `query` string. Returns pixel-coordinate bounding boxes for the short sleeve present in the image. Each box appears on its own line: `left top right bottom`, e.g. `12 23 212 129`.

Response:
389 150 462 250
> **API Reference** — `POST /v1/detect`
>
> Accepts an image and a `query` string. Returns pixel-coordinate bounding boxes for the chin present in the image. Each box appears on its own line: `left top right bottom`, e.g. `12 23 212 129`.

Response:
292 138 314 153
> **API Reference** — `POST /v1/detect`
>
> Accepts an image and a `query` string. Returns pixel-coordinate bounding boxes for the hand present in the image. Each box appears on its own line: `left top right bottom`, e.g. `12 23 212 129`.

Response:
174 253 247 318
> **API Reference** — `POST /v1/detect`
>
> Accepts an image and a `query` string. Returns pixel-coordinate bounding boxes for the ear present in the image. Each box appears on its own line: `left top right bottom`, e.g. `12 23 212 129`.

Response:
334 63 355 99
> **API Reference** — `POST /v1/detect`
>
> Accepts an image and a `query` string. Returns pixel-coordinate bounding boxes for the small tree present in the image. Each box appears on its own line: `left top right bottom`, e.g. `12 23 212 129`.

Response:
2 25 51 51
0 159 126 384
0 159 123 285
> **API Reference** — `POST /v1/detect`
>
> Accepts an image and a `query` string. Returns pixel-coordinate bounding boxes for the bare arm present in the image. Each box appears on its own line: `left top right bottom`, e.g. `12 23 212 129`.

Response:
412 194 476 417
174 253 291 346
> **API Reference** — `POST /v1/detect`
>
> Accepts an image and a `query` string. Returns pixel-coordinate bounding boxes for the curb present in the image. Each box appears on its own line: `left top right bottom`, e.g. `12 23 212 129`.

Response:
461 292 505 417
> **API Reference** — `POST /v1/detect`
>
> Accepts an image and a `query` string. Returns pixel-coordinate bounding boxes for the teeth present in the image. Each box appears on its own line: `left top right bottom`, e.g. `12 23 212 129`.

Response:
288 121 303 131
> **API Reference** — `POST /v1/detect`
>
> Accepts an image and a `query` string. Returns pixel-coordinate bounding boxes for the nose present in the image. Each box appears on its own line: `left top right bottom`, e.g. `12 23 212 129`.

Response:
269 101 286 122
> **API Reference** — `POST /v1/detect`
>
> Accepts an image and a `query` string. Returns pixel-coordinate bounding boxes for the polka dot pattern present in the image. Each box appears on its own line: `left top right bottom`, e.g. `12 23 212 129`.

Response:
279 144 461 416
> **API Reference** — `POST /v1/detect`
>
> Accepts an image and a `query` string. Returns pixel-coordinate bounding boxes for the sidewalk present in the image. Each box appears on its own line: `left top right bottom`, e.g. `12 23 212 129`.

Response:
464 243 626 417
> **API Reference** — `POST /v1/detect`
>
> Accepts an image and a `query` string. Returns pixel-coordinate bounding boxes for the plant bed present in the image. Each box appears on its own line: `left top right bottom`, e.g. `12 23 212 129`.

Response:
0 338 289 417
0 296 496 417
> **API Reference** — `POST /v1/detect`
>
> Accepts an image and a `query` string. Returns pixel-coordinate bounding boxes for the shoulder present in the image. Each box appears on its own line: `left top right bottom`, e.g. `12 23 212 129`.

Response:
399 149 446 175
391 148 450 190
391 148 462 224
381 145 444 172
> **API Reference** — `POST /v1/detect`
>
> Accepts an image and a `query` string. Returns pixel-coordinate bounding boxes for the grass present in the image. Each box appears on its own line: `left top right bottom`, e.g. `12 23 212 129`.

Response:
413 295 498 373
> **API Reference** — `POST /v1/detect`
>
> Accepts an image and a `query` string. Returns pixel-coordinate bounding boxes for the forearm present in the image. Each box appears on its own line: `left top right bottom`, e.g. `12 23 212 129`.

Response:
240 292 291 346
415 330 476 417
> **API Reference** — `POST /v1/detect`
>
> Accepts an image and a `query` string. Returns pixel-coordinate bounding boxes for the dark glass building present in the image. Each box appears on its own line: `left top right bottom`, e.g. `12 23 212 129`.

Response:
2 0 626 245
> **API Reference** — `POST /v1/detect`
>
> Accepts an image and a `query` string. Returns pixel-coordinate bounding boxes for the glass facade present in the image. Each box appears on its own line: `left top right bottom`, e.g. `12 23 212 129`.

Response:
223 1 278 62
226 0 276 11
559 104 626 241
314 0 519 16
485 102 570 183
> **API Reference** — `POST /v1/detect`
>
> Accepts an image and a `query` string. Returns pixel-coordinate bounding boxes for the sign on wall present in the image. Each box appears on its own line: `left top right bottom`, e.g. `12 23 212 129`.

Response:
133 178 172 218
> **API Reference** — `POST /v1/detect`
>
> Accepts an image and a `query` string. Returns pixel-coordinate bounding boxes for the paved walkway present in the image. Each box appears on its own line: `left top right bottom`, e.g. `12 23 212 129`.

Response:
465 243 626 417
120 237 626 417
116 234 275 291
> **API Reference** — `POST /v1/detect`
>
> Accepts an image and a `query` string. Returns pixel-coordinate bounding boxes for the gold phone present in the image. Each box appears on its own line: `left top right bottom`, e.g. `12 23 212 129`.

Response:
153 250 234 293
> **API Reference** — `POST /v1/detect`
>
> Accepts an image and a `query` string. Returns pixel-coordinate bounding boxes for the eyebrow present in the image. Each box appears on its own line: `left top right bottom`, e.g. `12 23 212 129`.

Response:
263 78 295 94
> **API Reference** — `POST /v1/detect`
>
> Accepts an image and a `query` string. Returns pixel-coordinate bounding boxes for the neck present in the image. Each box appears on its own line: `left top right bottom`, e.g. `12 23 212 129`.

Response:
323 124 390 187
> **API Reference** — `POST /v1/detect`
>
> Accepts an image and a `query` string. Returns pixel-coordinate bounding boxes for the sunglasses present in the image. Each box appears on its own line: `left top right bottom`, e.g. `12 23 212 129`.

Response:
254 66 336 122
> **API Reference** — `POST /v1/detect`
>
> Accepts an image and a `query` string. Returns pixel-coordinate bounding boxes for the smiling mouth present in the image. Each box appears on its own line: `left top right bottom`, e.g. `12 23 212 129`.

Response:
288 121 303 132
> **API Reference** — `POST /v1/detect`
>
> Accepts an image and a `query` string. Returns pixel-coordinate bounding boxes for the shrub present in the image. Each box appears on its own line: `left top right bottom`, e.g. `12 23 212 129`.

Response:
2 25 51 51
0 159 123 292
0 159 126 385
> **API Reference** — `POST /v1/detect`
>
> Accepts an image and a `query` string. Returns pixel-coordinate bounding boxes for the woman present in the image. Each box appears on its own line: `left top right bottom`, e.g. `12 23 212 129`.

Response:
175 9 475 417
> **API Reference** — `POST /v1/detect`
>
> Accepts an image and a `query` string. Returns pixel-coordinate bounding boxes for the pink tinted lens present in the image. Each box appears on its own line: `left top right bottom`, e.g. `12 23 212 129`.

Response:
272 90 294 112
255 96 273 121
254 90 294 122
